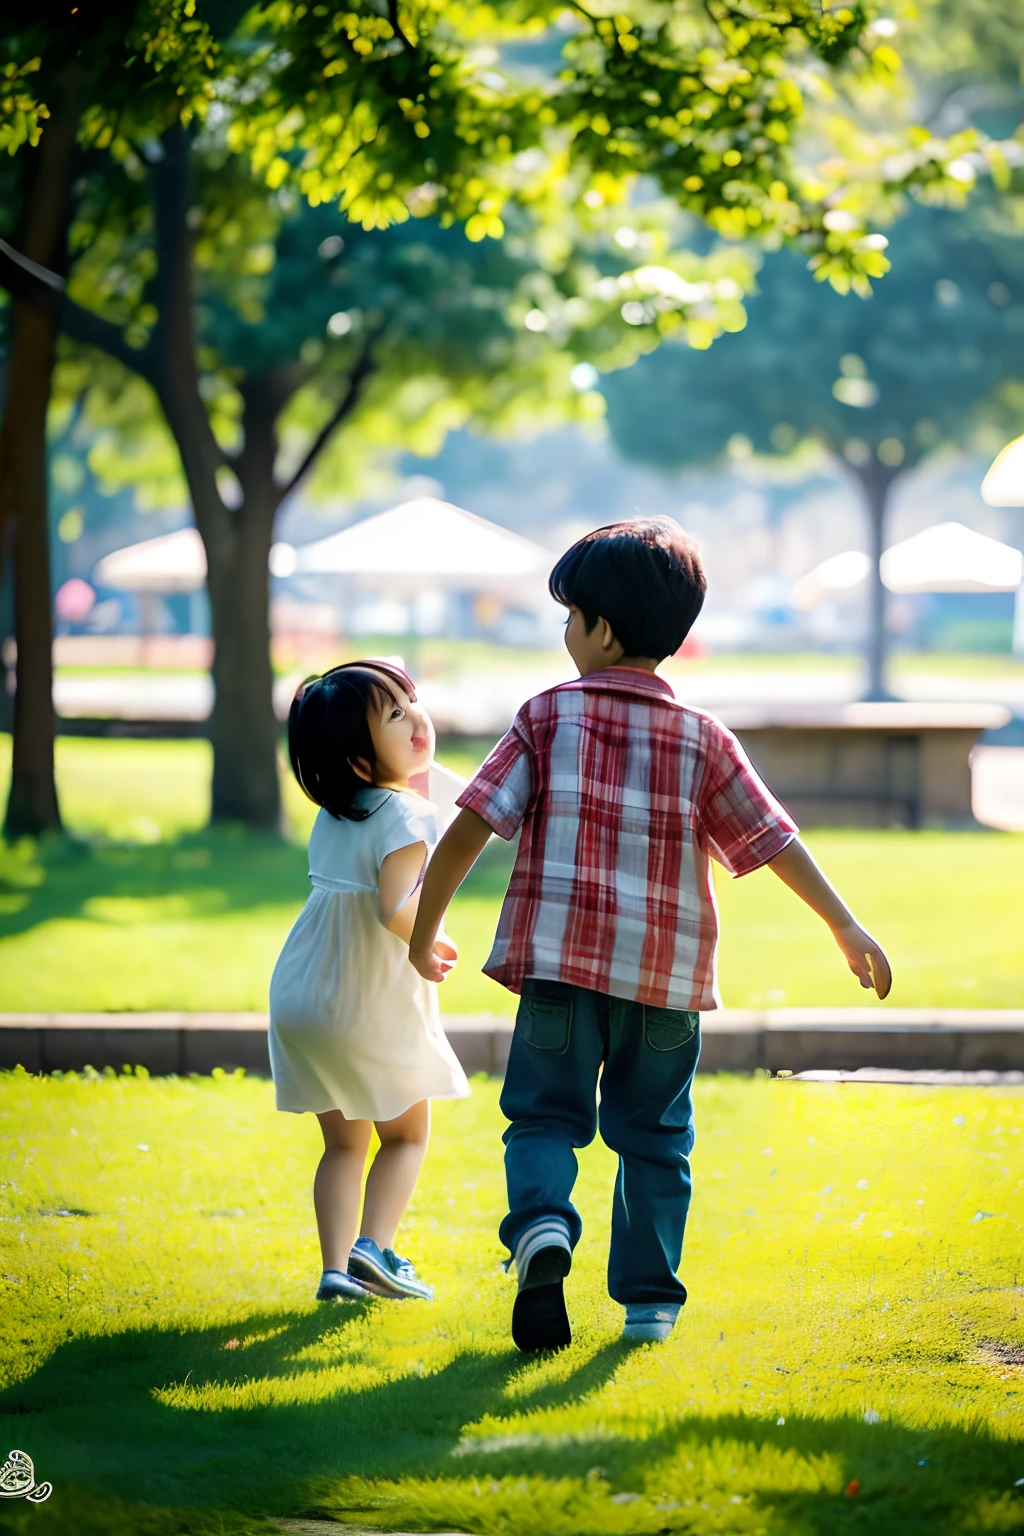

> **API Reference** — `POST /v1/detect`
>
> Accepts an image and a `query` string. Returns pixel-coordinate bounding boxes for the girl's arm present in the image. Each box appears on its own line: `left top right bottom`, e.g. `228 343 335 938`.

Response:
378 841 429 945
409 808 492 981
766 838 892 998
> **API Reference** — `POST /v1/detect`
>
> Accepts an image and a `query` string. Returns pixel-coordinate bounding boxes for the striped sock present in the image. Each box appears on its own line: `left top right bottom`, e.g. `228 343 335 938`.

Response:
513 1217 572 1287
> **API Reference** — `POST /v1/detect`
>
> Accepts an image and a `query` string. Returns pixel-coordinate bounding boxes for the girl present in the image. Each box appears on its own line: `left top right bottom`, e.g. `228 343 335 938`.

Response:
269 660 469 1304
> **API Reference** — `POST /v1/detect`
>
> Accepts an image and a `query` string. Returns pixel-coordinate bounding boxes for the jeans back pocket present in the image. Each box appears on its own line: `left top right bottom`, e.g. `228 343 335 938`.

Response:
517 979 575 1053
643 1005 699 1053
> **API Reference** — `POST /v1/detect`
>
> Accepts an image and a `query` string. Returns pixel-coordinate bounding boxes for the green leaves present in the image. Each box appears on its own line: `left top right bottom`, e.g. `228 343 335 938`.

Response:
2 2 221 168
0 54 47 157
219 0 908 297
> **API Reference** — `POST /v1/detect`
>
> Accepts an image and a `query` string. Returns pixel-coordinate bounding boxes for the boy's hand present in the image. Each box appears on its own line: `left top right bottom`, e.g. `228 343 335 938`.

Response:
767 841 892 1001
410 934 459 984
832 921 892 999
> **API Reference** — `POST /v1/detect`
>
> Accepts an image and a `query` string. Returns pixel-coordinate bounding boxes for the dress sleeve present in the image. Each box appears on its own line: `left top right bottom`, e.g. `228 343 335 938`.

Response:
455 707 535 840
698 715 798 876
374 793 439 870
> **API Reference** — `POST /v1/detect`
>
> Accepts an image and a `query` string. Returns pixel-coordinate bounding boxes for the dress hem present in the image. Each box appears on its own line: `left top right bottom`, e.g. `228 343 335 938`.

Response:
274 1082 471 1119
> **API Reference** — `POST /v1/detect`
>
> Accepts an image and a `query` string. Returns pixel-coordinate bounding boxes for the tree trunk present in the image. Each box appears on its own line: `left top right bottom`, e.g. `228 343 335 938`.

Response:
3 302 62 837
206 515 279 826
0 64 80 838
864 474 890 702
148 127 282 827
210 379 283 828
48 129 376 831
847 459 897 703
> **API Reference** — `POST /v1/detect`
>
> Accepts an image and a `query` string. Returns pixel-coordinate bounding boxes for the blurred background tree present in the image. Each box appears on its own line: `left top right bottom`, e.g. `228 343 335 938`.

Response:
0 0 221 837
601 199 1024 697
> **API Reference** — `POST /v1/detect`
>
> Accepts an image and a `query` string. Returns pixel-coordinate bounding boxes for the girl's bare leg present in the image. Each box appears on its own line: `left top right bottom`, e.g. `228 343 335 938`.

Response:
360 1100 430 1252
315 1110 373 1272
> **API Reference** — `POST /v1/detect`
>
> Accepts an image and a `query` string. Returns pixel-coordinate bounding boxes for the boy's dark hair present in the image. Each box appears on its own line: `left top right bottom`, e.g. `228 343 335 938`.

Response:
288 661 414 822
549 516 706 659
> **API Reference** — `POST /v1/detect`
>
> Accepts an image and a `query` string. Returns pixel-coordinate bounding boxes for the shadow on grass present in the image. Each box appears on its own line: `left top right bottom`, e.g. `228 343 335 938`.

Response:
0 1304 625 1533
0 830 515 947
0 830 310 944
1 1305 1020 1535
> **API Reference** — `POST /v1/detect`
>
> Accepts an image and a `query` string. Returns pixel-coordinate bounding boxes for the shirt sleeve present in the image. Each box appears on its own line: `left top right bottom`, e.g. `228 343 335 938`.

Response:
374 793 439 870
698 716 798 876
455 709 535 840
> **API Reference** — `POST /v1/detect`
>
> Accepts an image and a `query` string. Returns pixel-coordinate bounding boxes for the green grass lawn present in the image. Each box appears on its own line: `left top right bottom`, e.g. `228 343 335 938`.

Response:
0 735 1022 1013
1 1070 1022 1535
279 637 1024 681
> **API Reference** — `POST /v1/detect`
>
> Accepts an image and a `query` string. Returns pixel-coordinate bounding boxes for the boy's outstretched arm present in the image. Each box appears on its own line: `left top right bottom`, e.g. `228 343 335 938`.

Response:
766 839 892 999
409 808 493 983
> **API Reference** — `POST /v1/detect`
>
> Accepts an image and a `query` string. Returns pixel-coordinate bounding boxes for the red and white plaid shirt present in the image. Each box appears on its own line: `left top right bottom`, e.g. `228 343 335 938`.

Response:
456 668 798 1011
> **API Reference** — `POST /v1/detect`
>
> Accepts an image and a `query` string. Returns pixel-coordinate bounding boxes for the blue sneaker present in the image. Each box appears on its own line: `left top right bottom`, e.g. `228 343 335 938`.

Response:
622 1302 680 1344
316 1268 370 1302
348 1237 434 1300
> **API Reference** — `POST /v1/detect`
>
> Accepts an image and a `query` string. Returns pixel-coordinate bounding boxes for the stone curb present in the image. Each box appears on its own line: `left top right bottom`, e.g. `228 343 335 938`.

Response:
272 1525 466 1536
272 1524 467 1536
2 1009 1023 1077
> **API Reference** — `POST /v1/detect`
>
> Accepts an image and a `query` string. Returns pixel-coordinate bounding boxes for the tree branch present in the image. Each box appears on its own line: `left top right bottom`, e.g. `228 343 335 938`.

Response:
0 235 162 388
566 0 598 27
0 237 66 317
61 296 161 388
387 0 414 51
276 325 386 504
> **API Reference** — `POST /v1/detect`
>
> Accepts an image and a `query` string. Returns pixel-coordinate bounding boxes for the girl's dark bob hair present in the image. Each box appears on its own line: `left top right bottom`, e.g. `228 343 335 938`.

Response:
549 515 706 660
288 660 416 821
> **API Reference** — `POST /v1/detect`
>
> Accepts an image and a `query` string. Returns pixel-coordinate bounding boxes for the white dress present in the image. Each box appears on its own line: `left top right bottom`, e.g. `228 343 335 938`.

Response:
269 779 470 1120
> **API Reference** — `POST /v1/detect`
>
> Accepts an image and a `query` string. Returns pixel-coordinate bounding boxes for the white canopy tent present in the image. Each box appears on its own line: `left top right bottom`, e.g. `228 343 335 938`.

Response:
794 522 1023 610
792 550 871 610
882 521 1022 593
276 496 550 599
94 500 551 601
93 527 206 594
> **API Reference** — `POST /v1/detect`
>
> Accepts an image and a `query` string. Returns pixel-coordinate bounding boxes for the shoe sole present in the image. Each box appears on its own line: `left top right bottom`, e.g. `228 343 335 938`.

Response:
621 1323 674 1343
316 1283 369 1302
512 1246 572 1353
348 1254 433 1301
512 1282 571 1352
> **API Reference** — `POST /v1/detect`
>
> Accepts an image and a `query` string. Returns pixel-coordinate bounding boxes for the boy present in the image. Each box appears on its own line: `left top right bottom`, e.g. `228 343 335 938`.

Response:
410 517 891 1353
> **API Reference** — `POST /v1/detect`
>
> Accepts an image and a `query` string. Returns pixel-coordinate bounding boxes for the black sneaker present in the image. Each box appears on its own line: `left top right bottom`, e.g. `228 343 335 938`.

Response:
511 1245 572 1353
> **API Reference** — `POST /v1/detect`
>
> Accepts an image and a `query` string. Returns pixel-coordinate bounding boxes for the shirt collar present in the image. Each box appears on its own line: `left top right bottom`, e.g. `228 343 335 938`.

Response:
351 785 393 815
569 667 675 700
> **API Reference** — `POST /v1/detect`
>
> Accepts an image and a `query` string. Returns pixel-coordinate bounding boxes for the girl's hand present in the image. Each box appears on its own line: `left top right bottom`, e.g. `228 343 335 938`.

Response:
832 921 892 999
410 934 459 983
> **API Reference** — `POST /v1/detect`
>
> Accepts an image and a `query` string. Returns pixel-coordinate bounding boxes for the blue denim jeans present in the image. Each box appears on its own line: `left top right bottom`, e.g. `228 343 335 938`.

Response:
498 977 700 1306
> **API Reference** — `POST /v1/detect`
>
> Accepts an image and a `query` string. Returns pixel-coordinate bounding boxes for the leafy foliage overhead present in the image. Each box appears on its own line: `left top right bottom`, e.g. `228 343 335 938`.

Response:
227 0 918 293
602 198 1024 481
0 0 219 158
61 150 755 512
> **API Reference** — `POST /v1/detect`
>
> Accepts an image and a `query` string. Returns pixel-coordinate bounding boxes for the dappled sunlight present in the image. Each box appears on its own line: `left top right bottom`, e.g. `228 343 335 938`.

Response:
83 890 232 924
